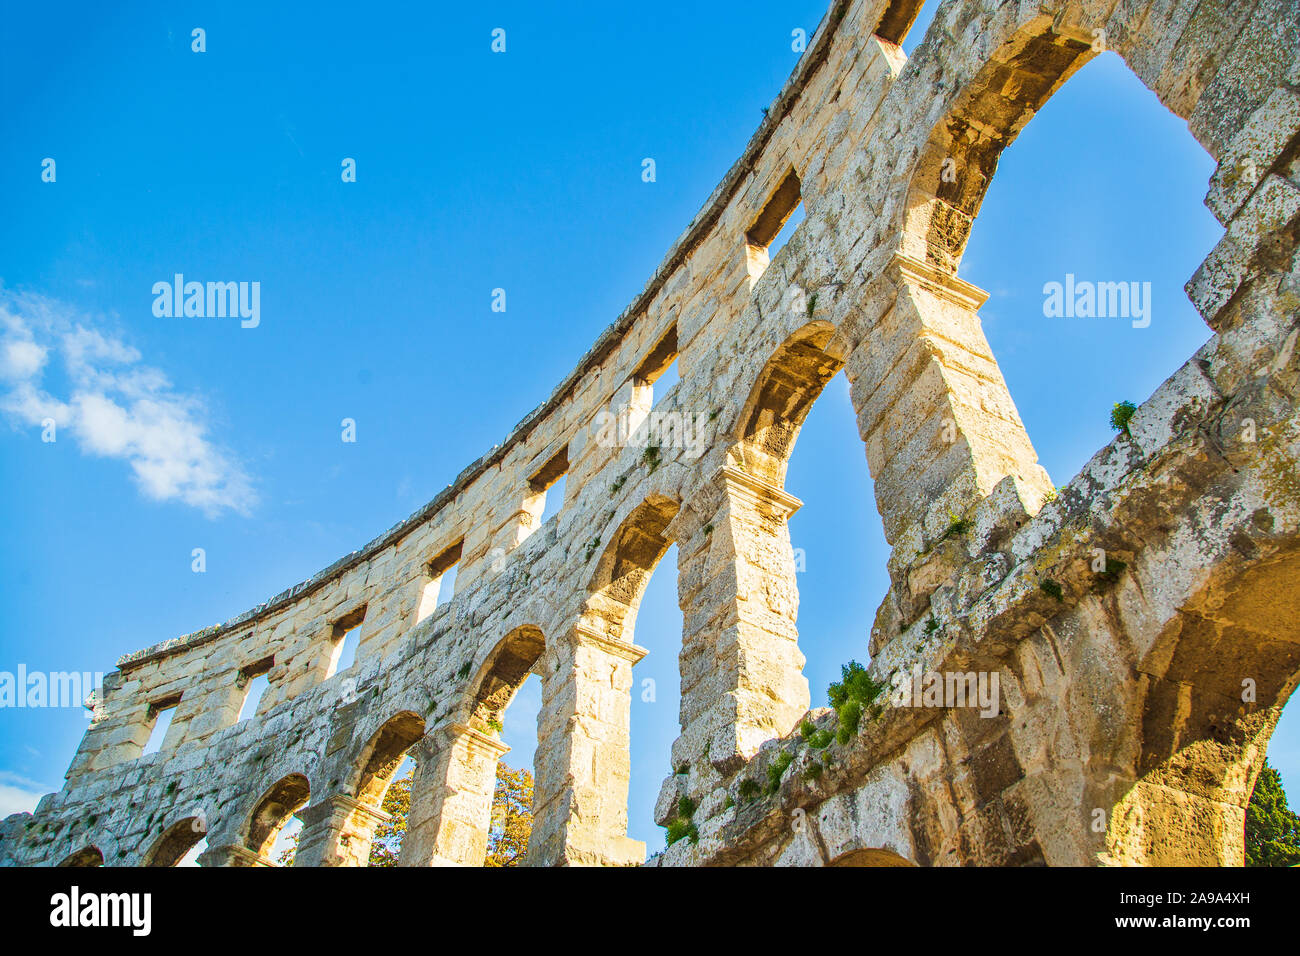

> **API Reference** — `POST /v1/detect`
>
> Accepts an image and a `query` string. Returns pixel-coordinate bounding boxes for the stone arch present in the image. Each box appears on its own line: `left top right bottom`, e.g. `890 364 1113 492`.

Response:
288 711 426 867
526 500 682 866
1108 549 1300 865
665 320 859 777
144 817 206 867
57 845 103 867
582 495 680 641
242 773 310 860
351 711 426 807
901 21 1098 275
732 320 846 487
829 847 916 866
897 2 1260 279
466 625 546 731
397 630 544 868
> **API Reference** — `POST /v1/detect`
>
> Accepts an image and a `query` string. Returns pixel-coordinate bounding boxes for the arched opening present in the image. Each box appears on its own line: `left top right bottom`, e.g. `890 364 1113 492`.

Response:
730 321 887 697
896 16 1298 866
829 847 916 867
1110 550 1300 865
354 711 425 807
953 50 1221 491
582 496 679 641
468 628 544 733
785 372 890 712
469 632 542 866
463 627 543 866
732 321 843 487
57 845 103 867
527 498 679 866
144 817 206 867
901 21 1225 492
344 711 426 867
244 773 310 862
628 540 682 854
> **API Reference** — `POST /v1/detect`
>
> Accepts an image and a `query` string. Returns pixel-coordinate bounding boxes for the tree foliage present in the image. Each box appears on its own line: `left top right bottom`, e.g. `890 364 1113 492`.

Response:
485 763 534 867
274 760 532 867
1245 758 1300 867
367 767 412 866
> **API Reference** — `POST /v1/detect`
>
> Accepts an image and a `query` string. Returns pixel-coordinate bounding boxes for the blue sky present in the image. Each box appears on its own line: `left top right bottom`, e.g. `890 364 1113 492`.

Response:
1 0 1294 858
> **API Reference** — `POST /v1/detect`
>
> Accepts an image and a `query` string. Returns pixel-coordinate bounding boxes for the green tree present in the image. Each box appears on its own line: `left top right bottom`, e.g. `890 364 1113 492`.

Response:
485 763 533 867
1245 758 1300 867
275 761 533 866
367 767 412 866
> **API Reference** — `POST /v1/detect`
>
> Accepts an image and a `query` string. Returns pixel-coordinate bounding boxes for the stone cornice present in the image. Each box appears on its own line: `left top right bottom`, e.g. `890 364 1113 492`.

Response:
571 623 650 664
890 253 990 311
715 466 804 517
448 722 511 760
297 793 392 829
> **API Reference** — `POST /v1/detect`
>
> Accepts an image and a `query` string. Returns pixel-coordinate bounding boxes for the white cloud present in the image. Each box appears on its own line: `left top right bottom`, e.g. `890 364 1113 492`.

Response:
0 288 256 516
0 771 50 818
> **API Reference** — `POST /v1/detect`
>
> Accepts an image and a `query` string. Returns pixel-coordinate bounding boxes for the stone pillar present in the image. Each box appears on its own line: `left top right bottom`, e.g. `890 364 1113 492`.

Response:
197 843 272 867
851 254 1052 544
399 724 508 866
527 624 647 867
292 794 391 867
676 466 808 777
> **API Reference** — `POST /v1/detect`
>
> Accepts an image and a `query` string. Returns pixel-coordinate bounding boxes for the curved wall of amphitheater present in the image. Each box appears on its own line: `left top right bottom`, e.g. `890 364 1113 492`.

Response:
4 0 1300 867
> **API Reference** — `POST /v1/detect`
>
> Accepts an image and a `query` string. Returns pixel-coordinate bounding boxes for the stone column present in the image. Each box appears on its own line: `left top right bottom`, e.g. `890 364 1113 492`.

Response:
851 253 1052 544
292 794 391 867
676 465 808 778
527 624 647 867
399 723 508 866
197 843 272 867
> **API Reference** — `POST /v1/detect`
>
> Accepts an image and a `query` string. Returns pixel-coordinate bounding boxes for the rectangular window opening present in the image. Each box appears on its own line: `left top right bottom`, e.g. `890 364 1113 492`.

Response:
634 325 679 409
530 448 570 525
416 541 463 623
142 695 181 755
746 168 804 280
327 606 367 678
237 656 274 722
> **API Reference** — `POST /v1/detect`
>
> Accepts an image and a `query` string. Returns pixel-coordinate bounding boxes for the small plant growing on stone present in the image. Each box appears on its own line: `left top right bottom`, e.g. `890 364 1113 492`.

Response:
643 443 662 473
709 408 720 421
837 700 862 744
583 536 601 561
1110 400 1137 437
942 510 972 539
800 719 816 740
723 794 734 811
827 660 889 744
665 818 698 846
738 778 761 803
806 292 818 317
1040 579 1064 602
924 616 940 635
766 751 794 794
674 762 689 776
456 661 472 679
663 795 699 846
1095 557 1128 584
703 523 713 535
486 717 504 734
610 475 626 495
803 762 823 781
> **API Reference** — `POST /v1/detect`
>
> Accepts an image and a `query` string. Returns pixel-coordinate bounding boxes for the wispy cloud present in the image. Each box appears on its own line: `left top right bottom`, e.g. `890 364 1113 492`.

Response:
0 287 256 516
0 770 51 818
